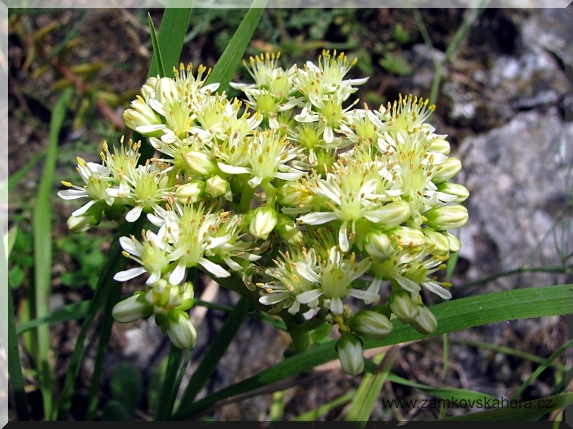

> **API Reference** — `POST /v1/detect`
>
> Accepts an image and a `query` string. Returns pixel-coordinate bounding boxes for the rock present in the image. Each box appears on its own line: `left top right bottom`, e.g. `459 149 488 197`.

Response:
456 107 572 295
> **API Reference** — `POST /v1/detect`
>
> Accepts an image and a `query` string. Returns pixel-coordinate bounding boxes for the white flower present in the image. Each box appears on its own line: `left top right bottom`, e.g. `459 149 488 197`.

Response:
218 129 303 188
106 162 173 222
297 158 406 251
58 157 115 217
259 248 318 315
295 246 378 315
114 230 172 285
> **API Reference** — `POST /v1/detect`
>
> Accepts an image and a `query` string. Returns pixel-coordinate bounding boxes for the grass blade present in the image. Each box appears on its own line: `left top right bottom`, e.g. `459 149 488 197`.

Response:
175 297 248 411
438 392 573 421
84 281 124 420
204 0 268 90
344 347 400 422
148 13 166 78
33 87 73 420
172 283 573 420
293 390 355 421
7 149 46 193
56 5 193 419
156 344 183 421
385 373 497 403
16 301 91 335
5 234 29 420
147 2 192 79
55 217 146 421
510 338 573 401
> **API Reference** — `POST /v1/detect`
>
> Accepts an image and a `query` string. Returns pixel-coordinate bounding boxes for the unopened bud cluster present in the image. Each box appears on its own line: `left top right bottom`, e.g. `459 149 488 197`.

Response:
59 51 468 372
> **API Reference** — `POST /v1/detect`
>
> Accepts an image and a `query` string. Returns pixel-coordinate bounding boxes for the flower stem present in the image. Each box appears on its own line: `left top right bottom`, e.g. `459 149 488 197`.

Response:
284 316 311 354
261 179 277 207
156 343 183 421
239 176 256 213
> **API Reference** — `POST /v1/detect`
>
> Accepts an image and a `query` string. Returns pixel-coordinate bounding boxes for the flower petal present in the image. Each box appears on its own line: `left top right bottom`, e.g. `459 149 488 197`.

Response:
296 289 323 304
199 258 230 278
114 267 146 282
298 212 338 225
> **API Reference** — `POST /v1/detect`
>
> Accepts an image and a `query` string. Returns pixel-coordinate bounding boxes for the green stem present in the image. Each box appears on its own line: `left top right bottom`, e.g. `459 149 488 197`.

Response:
7 287 30 420
84 281 123 420
447 339 568 372
156 343 183 421
175 297 249 409
239 176 256 213
261 179 277 207
270 390 286 421
283 316 312 354
439 333 449 419
510 338 573 401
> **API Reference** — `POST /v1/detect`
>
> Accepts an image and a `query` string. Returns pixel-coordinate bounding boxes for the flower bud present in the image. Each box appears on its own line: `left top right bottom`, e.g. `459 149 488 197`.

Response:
155 77 178 106
184 151 219 177
277 181 312 207
389 290 419 324
392 226 426 249
348 310 393 340
363 231 394 260
179 281 195 311
67 214 93 233
432 157 462 183
275 214 304 247
375 200 411 230
249 206 279 240
437 182 469 203
423 230 451 256
112 293 153 323
425 205 468 231
409 305 438 335
444 232 461 252
336 332 364 376
141 76 158 101
205 175 231 200
176 181 205 204
165 310 197 349
428 137 451 155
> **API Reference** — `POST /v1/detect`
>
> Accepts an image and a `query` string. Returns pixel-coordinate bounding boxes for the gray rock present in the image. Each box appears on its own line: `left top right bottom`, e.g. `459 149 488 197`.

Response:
457 108 572 295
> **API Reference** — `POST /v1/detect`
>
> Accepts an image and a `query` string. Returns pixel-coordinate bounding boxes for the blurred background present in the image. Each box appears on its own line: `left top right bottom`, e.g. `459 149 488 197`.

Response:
7 7 573 421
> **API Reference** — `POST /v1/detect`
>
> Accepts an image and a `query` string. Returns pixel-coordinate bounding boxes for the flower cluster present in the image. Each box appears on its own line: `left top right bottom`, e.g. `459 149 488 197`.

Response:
59 51 468 374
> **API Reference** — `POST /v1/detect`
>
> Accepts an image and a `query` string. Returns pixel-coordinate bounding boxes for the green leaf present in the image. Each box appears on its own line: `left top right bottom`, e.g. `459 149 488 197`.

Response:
55 217 146 421
148 13 166 78
6 242 30 420
147 3 192 79
156 344 183 421
172 284 573 420
33 87 74 420
379 51 413 76
293 390 355 421
385 373 498 403
57 5 193 419
175 297 249 410
110 362 143 413
9 265 25 289
204 0 268 91
345 347 400 422
438 392 573 421
17 300 90 335
148 356 168 417
102 399 134 421
7 149 46 194
5 225 18 257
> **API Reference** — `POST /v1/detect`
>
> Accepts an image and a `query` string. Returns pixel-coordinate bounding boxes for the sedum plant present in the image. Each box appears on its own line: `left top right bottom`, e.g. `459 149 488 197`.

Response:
59 50 468 376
